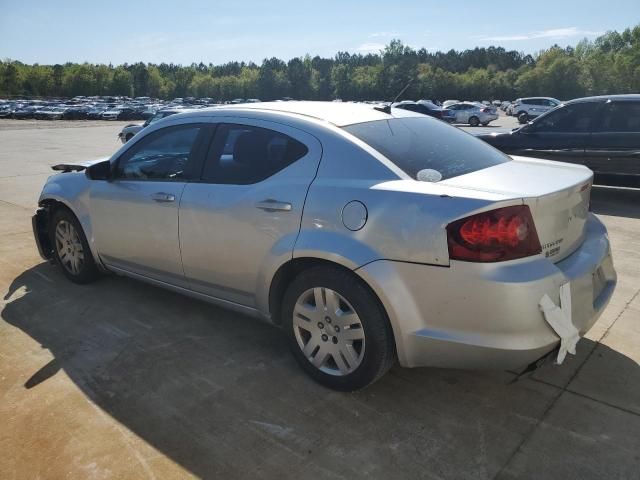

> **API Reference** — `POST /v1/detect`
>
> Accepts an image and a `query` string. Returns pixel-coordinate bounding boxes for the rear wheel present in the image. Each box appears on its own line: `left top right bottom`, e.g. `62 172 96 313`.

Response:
518 112 529 124
283 266 395 391
125 133 134 142
50 208 100 284
469 116 480 127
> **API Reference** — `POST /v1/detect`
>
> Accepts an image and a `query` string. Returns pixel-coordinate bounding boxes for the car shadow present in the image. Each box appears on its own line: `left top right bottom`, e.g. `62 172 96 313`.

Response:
590 186 640 219
3 263 639 478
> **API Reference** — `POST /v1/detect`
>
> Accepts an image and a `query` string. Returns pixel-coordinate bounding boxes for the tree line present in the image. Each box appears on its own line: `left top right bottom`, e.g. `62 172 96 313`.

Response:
1 25 638 102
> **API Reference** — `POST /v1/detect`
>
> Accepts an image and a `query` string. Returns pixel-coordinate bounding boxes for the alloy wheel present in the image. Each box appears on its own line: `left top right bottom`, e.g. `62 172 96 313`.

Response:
55 220 85 275
292 287 366 376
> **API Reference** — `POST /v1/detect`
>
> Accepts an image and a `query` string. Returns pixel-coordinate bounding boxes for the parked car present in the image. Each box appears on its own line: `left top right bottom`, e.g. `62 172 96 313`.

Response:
392 100 454 121
87 106 109 119
34 106 67 120
510 97 561 124
477 94 640 188
442 100 460 108
33 101 616 391
63 106 91 120
443 101 499 126
117 109 185 143
12 105 38 119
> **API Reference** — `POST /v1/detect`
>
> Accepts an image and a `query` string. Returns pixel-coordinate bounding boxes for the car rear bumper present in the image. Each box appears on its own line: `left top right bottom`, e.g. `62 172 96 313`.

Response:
356 213 616 369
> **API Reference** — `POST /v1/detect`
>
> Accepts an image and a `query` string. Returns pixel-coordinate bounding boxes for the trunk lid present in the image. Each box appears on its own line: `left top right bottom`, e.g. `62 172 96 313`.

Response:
439 156 593 262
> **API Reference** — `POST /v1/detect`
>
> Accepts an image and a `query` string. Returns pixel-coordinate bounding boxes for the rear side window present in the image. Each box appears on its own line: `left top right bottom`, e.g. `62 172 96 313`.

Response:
343 117 510 181
596 102 640 132
202 124 308 184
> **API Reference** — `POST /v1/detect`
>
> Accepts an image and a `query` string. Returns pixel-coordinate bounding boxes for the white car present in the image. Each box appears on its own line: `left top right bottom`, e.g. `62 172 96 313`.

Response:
511 97 561 124
443 102 499 126
442 100 460 108
101 108 123 120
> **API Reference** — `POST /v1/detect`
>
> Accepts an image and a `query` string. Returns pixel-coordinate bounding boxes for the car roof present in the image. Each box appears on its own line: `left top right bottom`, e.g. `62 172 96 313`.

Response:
194 101 415 127
566 94 640 104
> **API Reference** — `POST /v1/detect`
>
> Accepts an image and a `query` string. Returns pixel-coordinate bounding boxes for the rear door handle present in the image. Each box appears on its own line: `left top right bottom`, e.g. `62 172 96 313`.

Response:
151 192 176 203
255 199 292 212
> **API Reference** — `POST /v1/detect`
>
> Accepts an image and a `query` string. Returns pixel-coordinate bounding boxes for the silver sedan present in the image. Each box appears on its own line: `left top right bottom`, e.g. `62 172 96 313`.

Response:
33 102 616 390
444 101 499 126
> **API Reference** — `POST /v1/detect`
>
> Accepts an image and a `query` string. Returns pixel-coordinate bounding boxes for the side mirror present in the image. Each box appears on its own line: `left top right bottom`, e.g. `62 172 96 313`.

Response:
86 160 112 181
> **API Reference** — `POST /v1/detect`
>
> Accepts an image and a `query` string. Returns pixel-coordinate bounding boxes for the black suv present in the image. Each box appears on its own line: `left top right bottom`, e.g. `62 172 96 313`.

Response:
477 95 640 188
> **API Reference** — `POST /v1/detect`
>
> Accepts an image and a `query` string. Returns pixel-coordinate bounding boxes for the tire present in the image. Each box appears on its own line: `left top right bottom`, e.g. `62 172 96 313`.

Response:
469 116 480 127
282 266 395 391
517 112 529 124
49 207 100 284
125 133 134 142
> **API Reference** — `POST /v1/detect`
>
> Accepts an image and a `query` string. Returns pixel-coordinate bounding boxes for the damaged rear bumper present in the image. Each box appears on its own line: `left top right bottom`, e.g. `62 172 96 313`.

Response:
357 213 616 370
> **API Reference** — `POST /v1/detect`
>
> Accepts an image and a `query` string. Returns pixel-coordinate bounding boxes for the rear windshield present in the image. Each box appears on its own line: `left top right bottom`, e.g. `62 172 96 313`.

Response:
343 117 510 181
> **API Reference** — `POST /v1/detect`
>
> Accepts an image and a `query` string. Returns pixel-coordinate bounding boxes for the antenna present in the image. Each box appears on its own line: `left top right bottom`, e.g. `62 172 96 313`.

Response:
374 78 414 114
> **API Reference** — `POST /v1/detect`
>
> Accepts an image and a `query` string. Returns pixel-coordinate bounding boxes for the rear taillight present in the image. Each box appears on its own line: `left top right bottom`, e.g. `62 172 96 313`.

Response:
446 205 541 262
480 107 489 113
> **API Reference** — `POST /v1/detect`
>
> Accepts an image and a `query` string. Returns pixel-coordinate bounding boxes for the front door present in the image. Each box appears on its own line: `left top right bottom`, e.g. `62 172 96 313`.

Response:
512 102 597 163
90 122 209 287
179 119 322 307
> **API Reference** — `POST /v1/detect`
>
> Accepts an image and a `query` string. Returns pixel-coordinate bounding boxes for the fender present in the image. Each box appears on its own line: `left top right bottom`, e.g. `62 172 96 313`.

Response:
38 172 103 268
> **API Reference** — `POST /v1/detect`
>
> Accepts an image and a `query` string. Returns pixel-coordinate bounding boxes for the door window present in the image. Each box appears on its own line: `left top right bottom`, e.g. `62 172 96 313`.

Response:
531 103 596 133
596 102 640 133
201 124 308 184
116 125 202 180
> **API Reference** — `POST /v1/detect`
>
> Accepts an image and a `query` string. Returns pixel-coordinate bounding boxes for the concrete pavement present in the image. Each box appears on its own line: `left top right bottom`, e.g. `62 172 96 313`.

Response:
0 119 638 479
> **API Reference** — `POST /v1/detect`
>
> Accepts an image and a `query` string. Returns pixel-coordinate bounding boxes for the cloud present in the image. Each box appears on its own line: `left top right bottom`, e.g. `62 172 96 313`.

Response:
369 31 400 38
355 42 386 53
477 27 603 42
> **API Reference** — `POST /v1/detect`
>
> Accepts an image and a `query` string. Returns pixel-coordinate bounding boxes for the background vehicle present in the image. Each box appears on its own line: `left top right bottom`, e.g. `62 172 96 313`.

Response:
12 105 38 119
392 100 454 121
511 97 561 123
118 109 185 143
34 102 615 391
477 94 640 187
442 99 460 108
443 101 498 126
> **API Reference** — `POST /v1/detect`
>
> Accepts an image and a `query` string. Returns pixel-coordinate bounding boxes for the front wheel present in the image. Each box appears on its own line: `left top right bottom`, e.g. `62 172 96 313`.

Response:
283 266 395 391
50 208 100 284
518 112 529 124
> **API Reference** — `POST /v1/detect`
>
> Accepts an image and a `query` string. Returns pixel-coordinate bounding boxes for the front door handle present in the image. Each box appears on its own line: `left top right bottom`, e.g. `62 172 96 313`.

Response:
255 199 292 212
151 192 176 203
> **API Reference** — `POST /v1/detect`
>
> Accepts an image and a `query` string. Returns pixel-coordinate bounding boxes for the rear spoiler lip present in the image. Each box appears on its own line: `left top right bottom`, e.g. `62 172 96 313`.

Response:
51 163 87 172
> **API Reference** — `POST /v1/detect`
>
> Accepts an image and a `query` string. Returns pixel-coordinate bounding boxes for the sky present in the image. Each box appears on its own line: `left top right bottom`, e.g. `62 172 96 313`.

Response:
1 0 638 65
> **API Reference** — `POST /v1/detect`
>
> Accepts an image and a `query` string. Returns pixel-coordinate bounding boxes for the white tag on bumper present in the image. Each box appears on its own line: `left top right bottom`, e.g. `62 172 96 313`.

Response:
539 283 579 364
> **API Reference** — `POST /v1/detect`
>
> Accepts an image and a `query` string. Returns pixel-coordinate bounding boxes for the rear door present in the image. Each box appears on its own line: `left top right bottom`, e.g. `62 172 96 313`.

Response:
585 100 640 187
179 119 322 307
512 102 597 163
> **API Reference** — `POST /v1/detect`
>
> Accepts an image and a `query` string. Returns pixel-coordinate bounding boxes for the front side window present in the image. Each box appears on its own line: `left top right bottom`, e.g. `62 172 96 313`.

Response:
116 125 201 180
201 124 308 184
596 101 640 133
343 116 510 181
530 103 596 133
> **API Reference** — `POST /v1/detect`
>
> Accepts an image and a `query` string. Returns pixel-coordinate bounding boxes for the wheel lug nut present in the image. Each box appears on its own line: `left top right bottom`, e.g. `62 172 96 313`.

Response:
332 337 338 344
334 325 340 332
325 316 332 324
317 322 324 329
321 334 328 342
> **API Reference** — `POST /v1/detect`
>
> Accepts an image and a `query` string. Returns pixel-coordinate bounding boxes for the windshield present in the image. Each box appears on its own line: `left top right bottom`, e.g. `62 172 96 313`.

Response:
343 116 510 181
